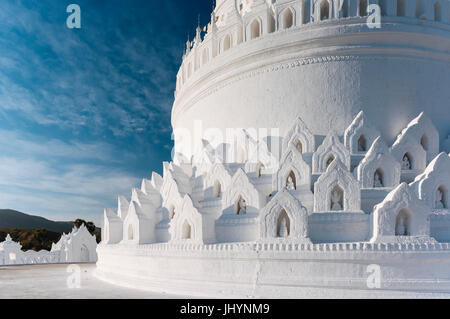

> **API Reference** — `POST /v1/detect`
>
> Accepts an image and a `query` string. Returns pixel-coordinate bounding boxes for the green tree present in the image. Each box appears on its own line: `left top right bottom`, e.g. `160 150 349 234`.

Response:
73 219 96 235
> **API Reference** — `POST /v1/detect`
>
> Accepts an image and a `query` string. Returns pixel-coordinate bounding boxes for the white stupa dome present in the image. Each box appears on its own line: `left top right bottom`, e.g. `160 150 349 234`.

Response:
172 0 450 161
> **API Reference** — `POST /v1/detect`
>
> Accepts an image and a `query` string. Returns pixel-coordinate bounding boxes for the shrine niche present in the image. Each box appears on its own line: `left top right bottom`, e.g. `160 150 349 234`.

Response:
373 169 383 187
391 135 427 172
103 208 122 245
371 183 431 243
204 163 232 199
223 168 266 215
356 136 401 188
393 112 439 163
314 159 361 212
259 189 310 243
410 152 450 211
123 201 157 244
330 185 344 211
313 133 351 173
344 111 381 154
235 195 247 215
286 171 296 190
169 195 214 244
273 144 311 192
283 116 315 154
395 209 411 236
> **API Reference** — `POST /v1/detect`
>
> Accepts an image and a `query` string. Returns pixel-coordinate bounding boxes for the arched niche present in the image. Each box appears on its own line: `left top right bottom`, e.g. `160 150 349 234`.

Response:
421 134 428 151
235 195 247 215
214 180 222 198
314 159 360 212
223 34 231 52
436 185 448 209
283 116 315 154
314 133 351 173
359 0 368 16
181 220 192 239
223 168 265 214
250 19 261 39
274 145 311 192
236 24 244 44
257 162 265 178
371 183 431 243
320 0 330 20
358 134 367 152
205 163 233 199
128 224 134 241
259 189 310 242
326 154 335 168
391 112 439 165
395 209 411 236
168 195 207 244
268 13 276 33
410 153 450 210
402 152 413 170
104 207 123 244
295 139 303 153
374 168 384 188
434 1 442 21
344 111 380 155
122 200 157 244
397 0 406 16
282 8 294 29
286 170 297 190
330 184 344 211
276 209 290 238
80 245 89 262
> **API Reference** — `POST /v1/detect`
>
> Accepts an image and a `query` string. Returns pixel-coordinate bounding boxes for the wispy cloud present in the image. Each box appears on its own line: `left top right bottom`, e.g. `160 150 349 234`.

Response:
0 131 141 226
0 0 176 137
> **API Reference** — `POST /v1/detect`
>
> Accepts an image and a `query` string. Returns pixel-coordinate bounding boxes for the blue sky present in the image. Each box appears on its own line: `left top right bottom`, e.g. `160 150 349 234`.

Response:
0 0 212 226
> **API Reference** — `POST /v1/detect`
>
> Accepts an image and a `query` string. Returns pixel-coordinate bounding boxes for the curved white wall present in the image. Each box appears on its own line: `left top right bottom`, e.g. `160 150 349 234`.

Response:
96 242 450 298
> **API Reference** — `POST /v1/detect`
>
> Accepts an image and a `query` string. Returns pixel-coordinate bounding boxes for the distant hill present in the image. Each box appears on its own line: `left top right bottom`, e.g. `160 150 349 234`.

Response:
0 209 74 233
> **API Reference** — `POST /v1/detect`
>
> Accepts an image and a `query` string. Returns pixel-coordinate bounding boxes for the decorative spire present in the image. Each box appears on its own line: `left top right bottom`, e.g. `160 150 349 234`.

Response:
186 33 191 53
195 14 202 44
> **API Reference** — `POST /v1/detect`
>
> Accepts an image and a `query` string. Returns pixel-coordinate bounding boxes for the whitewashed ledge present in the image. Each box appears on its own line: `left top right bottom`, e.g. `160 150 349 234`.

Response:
95 242 450 298
98 241 450 255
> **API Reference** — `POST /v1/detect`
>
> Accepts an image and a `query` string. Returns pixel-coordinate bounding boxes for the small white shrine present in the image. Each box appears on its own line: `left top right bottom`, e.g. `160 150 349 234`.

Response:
0 225 97 265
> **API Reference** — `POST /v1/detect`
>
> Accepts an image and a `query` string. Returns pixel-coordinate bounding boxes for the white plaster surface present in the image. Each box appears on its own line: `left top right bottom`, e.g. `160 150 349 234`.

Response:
1 263 450 299
0 264 186 299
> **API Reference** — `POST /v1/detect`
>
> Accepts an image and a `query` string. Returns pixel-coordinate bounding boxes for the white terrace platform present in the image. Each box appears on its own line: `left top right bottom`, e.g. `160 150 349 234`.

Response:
0 264 186 299
1 263 450 299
